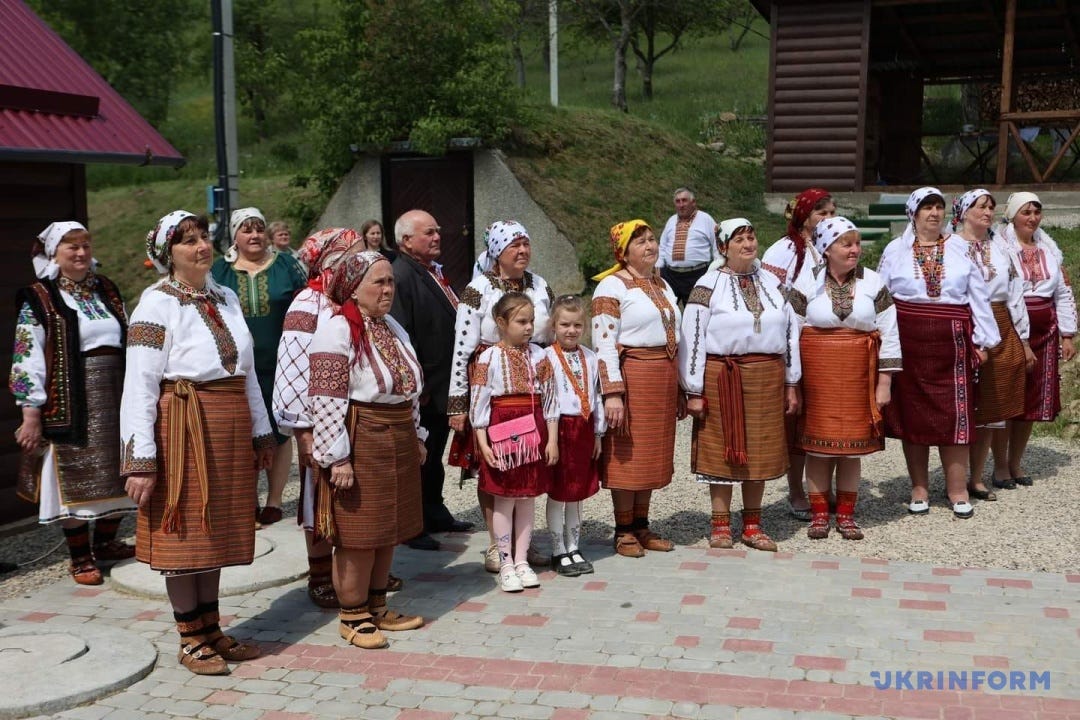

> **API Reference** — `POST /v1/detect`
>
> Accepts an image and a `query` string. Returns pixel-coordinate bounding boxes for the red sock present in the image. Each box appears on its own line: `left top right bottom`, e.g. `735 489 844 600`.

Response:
741 508 762 538
836 490 857 518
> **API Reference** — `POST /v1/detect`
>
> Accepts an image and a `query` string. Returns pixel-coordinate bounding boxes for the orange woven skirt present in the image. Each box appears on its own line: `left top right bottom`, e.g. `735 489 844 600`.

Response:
975 301 1026 425
136 378 256 573
797 328 884 457
692 354 787 482
601 347 677 491
318 401 424 550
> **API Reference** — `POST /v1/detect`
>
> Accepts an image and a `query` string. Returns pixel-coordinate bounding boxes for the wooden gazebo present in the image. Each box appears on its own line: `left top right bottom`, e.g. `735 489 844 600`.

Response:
753 0 1080 191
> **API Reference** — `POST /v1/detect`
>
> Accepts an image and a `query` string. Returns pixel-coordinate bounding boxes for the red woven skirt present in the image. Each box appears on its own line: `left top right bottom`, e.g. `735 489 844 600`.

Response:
884 300 976 446
1020 297 1060 422
549 415 600 502
477 394 551 498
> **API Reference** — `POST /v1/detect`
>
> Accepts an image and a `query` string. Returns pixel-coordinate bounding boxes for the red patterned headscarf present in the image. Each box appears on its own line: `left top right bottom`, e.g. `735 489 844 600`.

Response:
784 187 831 280
326 250 390 364
298 227 362 289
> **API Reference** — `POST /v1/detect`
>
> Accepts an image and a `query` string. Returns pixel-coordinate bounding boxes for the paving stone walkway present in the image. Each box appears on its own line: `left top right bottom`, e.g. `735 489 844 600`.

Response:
0 525 1077 720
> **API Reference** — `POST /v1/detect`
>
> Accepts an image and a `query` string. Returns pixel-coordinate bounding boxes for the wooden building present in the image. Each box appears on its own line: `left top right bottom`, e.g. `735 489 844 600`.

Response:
753 0 1080 191
0 0 184 523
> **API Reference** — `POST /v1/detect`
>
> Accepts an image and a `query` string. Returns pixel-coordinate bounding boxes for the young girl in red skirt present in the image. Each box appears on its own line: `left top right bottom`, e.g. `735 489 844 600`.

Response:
471 292 560 592
544 296 606 576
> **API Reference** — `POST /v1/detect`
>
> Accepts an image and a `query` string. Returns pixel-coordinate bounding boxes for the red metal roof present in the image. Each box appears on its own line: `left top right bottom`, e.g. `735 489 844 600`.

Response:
0 0 185 167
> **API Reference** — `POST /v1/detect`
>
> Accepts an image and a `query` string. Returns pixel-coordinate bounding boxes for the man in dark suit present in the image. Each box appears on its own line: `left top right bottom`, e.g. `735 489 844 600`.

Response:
390 209 474 551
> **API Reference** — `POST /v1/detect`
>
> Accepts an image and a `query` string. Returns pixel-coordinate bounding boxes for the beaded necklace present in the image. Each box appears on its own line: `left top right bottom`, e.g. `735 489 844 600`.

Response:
57 273 110 320
724 266 776 333
912 236 946 299
552 344 590 419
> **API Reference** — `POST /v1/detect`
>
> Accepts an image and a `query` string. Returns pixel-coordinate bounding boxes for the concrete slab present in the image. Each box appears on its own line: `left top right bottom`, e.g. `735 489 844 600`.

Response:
0 623 155 719
108 521 308 600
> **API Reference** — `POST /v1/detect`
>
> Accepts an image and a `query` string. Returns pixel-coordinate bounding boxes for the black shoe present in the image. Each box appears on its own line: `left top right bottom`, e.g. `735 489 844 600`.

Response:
568 551 594 574
551 554 581 577
406 533 440 551
991 477 1017 490
1014 475 1033 487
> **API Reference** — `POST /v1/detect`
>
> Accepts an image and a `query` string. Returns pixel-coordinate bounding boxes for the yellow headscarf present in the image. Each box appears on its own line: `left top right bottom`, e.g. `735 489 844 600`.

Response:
592 219 652 282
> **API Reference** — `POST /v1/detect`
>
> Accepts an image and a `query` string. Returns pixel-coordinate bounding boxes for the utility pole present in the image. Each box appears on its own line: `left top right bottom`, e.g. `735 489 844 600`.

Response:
212 0 240 251
549 0 559 106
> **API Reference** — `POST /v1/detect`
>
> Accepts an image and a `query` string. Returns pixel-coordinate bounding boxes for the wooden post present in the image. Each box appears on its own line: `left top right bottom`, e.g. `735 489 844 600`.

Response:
995 0 1016 185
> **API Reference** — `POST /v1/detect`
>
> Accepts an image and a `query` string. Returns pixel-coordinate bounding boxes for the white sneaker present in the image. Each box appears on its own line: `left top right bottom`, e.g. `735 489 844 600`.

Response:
515 563 540 588
499 566 524 592
484 544 500 573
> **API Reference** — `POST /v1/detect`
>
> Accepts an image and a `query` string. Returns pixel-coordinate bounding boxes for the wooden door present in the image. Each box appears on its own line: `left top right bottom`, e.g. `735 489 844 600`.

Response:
383 153 474 295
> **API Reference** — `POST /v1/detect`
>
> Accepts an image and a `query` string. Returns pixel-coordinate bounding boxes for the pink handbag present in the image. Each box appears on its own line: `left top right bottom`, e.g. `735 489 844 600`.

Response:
486 360 542 471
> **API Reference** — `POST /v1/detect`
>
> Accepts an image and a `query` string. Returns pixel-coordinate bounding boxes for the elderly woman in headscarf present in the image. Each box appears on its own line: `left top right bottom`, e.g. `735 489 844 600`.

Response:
877 187 999 519
789 217 900 540
211 207 307 526
950 190 1034 499
761 188 836 521
592 219 683 558
10 221 134 585
121 211 275 675
308 250 426 650
679 218 799 552
272 228 364 609
997 191 1077 487
447 220 554 570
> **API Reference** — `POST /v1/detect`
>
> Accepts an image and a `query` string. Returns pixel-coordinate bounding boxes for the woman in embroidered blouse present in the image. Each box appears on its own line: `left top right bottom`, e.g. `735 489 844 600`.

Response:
10 221 135 586
950 190 1034 500
997 192 1077 487
211 207 307 526
877 187 999 519
789 217 900 541
308 250 426 650
272 227 364 609
447 220 554 570
121 211 275 676
679 218 800 552
761 188 834 522
591 219 683 558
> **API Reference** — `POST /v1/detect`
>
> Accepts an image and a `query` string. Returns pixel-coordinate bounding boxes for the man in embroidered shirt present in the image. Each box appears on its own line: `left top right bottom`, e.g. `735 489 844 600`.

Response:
658 187 717 306
390 210 474 551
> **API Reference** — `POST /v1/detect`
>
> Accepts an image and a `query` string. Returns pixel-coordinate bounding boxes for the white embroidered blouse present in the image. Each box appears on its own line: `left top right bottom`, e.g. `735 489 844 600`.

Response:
789 265 902 370
590 273 682 396
468 343 559 430
876 233 1001 349
544 344 608 435
11 283 124 408
999 225 1078 336
447 270 555 415
762 235 822 288
119 278 274 475
272 287 335 431
308 313 426 468
678 262 802 395
963 234 1030 341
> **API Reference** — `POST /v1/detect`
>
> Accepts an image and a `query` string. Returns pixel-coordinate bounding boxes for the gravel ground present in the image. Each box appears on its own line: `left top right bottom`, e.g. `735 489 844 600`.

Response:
2 427 1077 601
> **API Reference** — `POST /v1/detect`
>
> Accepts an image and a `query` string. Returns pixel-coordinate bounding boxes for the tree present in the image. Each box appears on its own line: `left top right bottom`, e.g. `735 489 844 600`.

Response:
297 0 521 191
569 0 639 112
27 0 197 126
629 0 733 101
506 0 549 88
727 0 760 52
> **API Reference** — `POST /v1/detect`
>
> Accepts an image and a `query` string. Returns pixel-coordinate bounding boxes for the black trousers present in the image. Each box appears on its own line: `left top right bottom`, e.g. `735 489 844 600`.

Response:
419 403 455 531
660 264 709 306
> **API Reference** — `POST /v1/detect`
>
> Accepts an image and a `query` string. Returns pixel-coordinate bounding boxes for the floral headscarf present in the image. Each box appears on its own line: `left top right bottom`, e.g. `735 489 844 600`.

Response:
592 219 651 282
33 221 88 280
813 216 859 256
146 210 197 274
902 186 945 245
223 207 267 263
298 227 362 288
473 220 530 278
325 250 389 307
951 189 994 232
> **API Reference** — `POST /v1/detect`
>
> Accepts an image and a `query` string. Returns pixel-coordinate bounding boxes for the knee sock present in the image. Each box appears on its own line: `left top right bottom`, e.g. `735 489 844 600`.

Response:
492 496 515 568
546 499 567 556
710 511 731 536
741 508 764 539
512 498 535 567
63 524 92 563
564 502 582 554
614 509 634 536
93 517 122 545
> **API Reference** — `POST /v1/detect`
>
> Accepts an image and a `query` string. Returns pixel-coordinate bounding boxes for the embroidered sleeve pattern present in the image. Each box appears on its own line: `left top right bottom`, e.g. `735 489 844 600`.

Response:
120 434 157 475
537 356 560 422
449 283 487 413
127 321 167 350
458 285 482 310
10 301 47 406
283 310 318 333
469 355 493 429
308 351 352 465
788 288 808 317
762 262 788 285
686 285 713 307
873 284 894 314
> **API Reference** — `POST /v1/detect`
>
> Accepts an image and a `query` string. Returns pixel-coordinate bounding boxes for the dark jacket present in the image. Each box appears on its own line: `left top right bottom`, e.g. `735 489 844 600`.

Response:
390 253 457 415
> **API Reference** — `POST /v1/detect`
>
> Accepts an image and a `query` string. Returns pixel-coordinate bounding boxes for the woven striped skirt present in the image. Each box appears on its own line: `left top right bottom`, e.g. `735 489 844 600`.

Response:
601 347 677 491
692 353 787 482
883 300 976 446
136 377 256 573
798 328 884 457
1020 297 1060 422
477 394 551 498
319 401 423 550
975 301 1027 425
